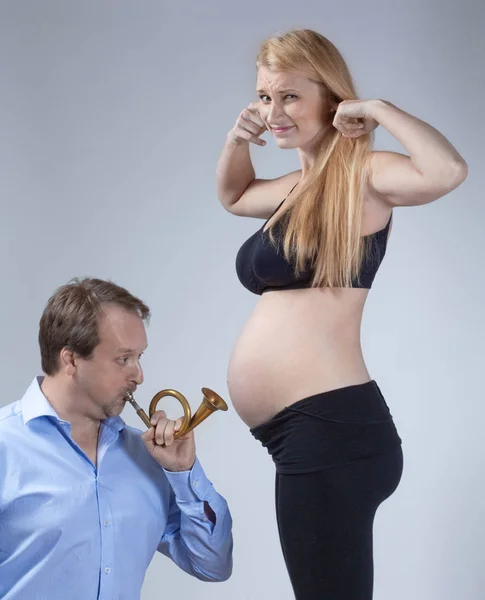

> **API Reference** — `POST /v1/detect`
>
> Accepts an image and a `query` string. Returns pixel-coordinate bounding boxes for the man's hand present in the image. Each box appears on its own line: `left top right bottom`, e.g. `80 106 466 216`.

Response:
141 410 196 472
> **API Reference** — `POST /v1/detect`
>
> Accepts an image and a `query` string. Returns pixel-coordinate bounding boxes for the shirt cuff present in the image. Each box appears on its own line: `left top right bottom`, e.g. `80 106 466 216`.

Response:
162 457 212 503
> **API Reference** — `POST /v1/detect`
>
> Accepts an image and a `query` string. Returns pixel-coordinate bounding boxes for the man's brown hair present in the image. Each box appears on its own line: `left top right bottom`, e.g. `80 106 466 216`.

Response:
39 278 150 375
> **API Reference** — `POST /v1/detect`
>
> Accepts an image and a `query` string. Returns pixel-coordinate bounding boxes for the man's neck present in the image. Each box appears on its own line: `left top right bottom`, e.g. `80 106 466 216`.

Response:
40 376 101 457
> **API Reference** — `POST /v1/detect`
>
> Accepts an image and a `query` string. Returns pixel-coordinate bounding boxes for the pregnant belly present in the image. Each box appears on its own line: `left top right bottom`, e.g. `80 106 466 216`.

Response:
227 294 369 428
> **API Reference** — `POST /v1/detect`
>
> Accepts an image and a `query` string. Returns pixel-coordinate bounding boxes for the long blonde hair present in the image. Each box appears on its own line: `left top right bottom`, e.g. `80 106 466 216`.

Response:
258 29 374 288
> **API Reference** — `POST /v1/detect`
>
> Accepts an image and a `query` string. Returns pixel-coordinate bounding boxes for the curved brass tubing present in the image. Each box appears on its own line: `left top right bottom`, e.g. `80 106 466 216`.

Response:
126 387 228 439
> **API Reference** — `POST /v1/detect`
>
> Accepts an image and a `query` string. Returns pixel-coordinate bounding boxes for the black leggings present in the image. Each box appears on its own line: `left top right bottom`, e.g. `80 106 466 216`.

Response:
250 380 403 600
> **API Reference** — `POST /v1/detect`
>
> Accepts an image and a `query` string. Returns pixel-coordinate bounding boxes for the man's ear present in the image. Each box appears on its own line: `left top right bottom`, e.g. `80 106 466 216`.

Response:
60 347 77 376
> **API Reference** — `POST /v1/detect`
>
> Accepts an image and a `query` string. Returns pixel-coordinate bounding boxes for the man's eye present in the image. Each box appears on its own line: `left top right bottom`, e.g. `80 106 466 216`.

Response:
259 95 270 102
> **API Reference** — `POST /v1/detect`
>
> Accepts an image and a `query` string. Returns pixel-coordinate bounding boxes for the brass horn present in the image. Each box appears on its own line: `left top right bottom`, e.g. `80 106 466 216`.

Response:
126 387 228 439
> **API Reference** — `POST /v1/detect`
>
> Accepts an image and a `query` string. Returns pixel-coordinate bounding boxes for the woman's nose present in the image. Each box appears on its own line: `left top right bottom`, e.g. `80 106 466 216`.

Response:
267 101 285 124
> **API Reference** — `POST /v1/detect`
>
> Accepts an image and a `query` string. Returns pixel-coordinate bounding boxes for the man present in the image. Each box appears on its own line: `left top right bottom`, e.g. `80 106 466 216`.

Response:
0 278 233 599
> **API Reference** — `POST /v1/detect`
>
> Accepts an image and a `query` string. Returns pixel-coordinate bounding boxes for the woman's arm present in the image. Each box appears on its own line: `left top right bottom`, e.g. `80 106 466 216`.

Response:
334 99 468 207
216 103 300 218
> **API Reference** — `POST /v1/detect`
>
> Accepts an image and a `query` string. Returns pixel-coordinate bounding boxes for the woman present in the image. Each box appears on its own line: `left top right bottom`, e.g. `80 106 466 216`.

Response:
216 29 467 599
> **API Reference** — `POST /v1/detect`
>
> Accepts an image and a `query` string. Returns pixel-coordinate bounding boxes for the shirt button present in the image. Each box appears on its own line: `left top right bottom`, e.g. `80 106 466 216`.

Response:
193 480 198 487
104 520 109 526
105 567 111 574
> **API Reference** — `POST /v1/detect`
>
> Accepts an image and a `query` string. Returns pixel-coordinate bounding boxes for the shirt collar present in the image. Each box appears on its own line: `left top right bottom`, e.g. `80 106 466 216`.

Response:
21 376 126 432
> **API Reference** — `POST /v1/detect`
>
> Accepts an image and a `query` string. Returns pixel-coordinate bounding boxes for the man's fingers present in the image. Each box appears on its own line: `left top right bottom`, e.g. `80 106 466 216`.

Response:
150 410 166 426
141 427 155 443
153 414 169 446
163 420 176 447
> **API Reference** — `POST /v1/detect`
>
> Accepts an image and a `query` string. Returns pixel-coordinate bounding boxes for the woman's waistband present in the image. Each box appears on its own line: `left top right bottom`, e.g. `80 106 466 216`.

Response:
250 380 402 474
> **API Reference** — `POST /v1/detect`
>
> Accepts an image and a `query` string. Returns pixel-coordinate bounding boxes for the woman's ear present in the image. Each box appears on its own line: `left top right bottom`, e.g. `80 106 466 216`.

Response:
329 95 339 112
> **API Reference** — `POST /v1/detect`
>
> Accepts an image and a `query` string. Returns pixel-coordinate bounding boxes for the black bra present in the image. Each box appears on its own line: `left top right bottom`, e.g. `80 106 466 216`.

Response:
235 199 392 295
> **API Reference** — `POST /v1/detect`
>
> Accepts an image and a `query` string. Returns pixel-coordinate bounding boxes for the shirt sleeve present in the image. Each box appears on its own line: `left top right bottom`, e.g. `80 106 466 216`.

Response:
156 457 233 582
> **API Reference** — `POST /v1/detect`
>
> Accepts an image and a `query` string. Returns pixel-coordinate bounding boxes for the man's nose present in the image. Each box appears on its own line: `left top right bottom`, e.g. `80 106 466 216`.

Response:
132 362 144 386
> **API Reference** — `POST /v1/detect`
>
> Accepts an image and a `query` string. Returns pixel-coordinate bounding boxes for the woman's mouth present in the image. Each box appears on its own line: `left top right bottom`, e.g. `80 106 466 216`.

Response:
271 125 295 135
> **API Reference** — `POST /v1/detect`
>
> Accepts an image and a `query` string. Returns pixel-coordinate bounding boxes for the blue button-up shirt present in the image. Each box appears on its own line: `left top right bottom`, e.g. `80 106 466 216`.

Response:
0 377 233 599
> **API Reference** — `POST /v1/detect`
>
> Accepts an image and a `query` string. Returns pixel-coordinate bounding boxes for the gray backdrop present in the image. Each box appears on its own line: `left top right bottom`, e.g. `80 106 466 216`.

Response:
0 1 483 599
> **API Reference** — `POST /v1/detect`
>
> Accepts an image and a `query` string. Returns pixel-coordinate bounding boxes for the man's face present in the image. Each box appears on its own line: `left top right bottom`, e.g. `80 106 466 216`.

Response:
73 305 147 420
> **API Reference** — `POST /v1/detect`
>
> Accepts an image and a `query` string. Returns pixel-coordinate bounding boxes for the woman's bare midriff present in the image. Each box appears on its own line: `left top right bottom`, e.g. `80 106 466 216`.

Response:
226 287 372 428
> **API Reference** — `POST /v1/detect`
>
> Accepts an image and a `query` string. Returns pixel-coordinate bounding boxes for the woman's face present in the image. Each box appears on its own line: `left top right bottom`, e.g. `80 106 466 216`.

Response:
256 66 333 150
